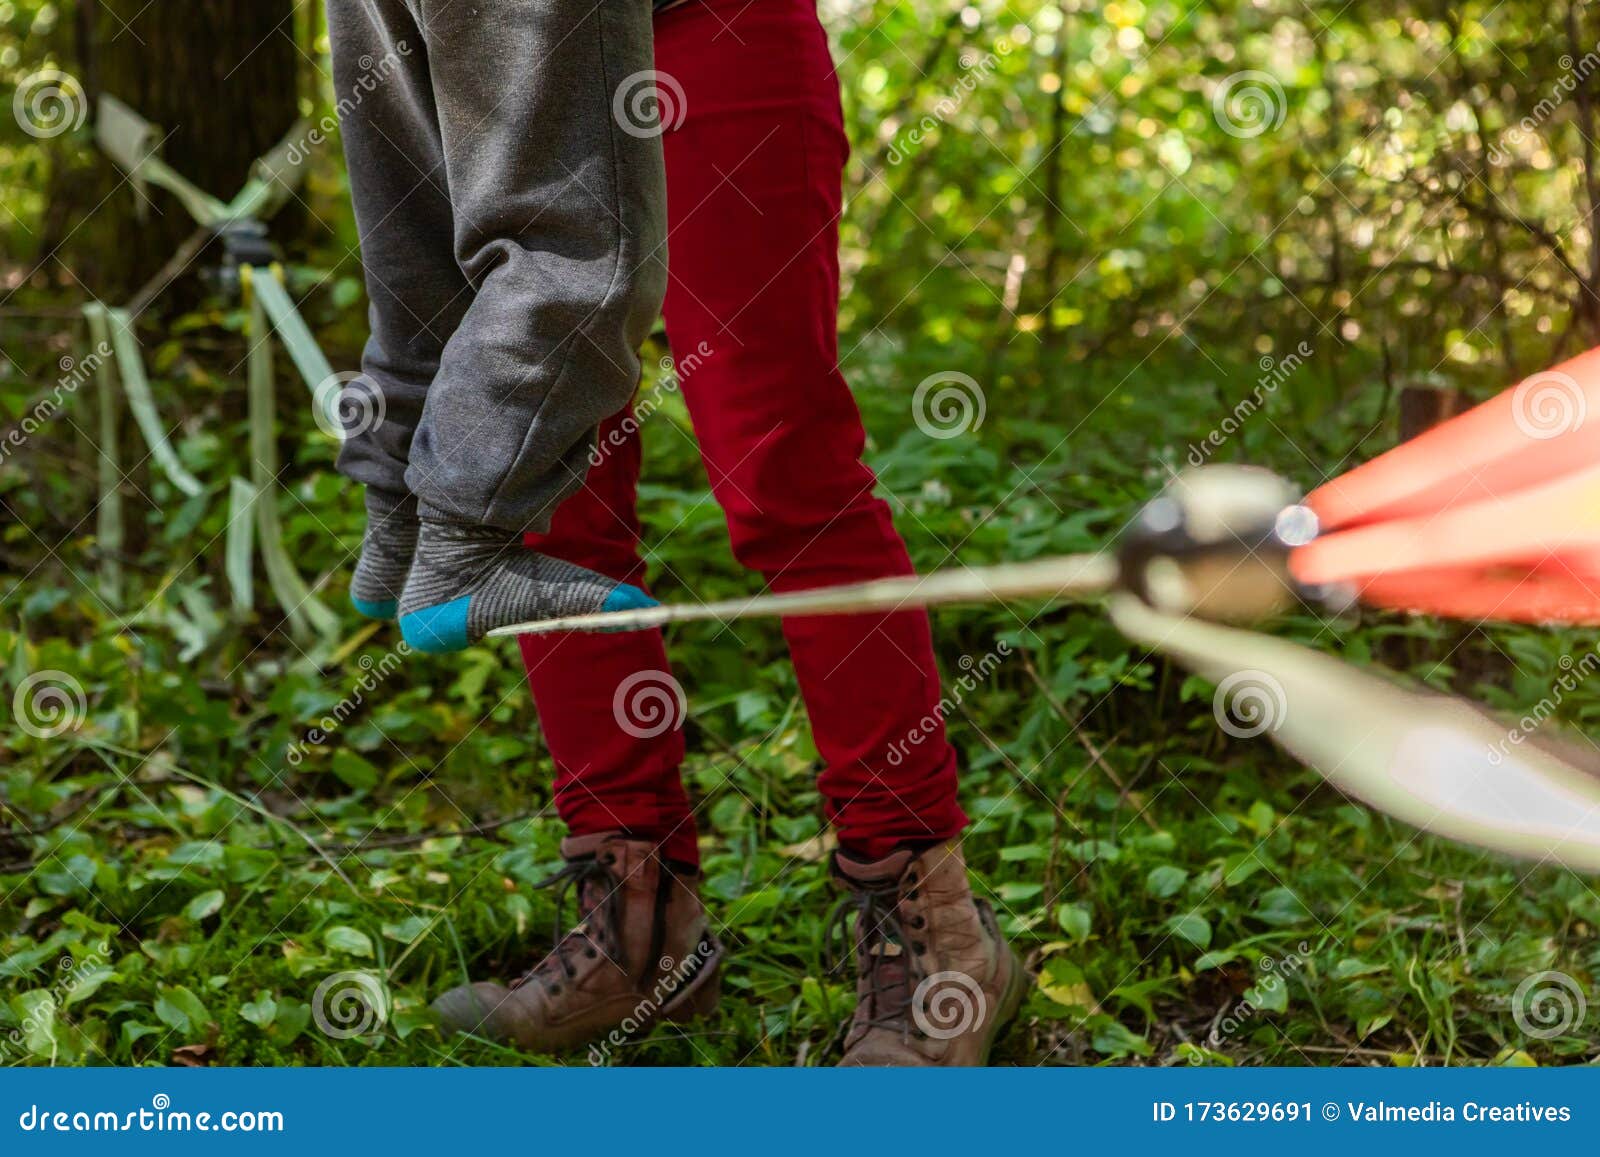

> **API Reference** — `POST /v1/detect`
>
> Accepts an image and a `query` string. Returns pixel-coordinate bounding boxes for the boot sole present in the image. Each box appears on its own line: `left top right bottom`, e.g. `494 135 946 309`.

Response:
979 946 1029 1063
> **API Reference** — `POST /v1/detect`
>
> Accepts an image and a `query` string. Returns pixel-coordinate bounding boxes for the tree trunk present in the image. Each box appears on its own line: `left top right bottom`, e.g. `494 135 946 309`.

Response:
1039 13 1071 364
70 0 300 298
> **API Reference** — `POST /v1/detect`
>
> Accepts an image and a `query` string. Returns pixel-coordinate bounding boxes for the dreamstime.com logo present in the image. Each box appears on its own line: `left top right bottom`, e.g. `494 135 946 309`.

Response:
1512 970 1588 1040
912 371 986 439
1211 70 1287 138
12 671 87 739
613 70 687 138
17 1094 284 1134
13 68 88 138
311 971 390 1039
910 970 988 1040
612 670 687 739
1511 369 1585 440
1212 669 1287 739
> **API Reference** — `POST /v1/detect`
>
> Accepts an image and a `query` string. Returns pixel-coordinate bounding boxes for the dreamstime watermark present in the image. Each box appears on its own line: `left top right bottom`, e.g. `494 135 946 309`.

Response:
1510 369 1585 440
16 1094 284 1134
1485 646 1600 765
1212 669 1287 739
885 640 1012 767
912 371 986 439
285 644 409 766
586 939 719 1065
310 971 389 1039
1207 940 1310 1044
1488 46 1600 165
12 671 87 740
0 344 113 465
885 38 1012 164
589 341 713 468
3 944 110 1059
612 70 687 139
911 969 988 1040
1187 342 1313 465
284 42 413 165
1511 970 1588 1040
612 670 687 739
1211 70 1287 139
12 68 88 138
312 370 386 441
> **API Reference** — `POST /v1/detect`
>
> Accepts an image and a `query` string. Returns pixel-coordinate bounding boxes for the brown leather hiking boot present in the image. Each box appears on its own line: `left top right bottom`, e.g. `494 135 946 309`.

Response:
829 842 1025 1066
432 831 723 1055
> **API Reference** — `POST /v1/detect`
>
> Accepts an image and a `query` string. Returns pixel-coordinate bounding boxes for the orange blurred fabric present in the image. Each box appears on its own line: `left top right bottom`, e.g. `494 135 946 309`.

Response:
1292 347 1600 623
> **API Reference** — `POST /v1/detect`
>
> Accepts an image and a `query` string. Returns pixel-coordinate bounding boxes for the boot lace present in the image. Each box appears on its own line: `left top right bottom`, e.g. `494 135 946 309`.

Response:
510 854 622 991
825 879 926 1036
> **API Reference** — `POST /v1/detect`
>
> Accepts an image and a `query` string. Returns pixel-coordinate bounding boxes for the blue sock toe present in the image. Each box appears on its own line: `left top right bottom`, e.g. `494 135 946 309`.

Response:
351 596 398 621
399 595 472 653
602 583 658 613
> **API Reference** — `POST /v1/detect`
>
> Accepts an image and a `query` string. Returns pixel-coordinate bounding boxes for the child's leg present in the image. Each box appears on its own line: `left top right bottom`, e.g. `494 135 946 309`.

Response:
326 0 458 617
518 408 698 866
378 0 666 531
329 0 668 643
655 0 966 858
332 0 667 517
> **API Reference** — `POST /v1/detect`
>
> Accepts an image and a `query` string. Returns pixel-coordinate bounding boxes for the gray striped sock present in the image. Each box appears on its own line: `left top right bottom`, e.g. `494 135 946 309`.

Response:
397 519 653 651
350 489 418 619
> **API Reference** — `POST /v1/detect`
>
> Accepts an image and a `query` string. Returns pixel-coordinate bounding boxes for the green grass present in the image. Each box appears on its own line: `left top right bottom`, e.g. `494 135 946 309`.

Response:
4 323 1599 1068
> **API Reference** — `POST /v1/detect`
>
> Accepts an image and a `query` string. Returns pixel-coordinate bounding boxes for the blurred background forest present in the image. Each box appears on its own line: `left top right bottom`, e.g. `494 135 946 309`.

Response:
3 0 1600 1066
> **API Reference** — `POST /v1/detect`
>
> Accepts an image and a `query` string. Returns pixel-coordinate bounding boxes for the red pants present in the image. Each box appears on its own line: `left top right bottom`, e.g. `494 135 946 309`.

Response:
519 0 965 864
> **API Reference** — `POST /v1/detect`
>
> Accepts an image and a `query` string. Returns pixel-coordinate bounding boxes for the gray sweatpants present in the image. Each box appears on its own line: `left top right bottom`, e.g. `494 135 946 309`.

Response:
327 0 667 532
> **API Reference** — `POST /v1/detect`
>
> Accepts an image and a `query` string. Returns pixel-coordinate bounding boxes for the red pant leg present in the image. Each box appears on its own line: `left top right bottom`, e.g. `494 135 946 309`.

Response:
519 407 698 865
656 0 966 857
